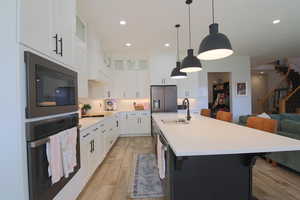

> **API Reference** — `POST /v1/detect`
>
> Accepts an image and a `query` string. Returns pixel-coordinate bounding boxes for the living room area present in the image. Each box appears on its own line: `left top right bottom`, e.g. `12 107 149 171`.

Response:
238 56 300 199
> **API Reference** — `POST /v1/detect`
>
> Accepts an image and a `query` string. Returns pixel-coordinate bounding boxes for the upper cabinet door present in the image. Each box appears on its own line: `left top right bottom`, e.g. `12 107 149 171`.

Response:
136 70 150 98
20 0 75 67
20 0 53 56
52 0 75 66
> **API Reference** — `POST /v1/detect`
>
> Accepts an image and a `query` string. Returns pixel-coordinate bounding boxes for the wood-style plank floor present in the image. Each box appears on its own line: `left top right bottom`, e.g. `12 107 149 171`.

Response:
77 137 300 200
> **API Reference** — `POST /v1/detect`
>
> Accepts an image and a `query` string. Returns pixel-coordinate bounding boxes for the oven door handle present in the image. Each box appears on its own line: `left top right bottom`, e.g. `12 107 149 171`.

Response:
29 126 80 148
29 137 50 148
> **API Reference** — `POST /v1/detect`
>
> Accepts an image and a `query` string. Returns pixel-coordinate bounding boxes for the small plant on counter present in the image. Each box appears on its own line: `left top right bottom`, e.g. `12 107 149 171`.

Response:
82 104 92 115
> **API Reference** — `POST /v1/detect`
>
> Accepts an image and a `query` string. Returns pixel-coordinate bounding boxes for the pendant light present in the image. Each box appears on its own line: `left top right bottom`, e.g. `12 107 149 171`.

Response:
180 0 202 73
171 24 187 79
197 0 233 60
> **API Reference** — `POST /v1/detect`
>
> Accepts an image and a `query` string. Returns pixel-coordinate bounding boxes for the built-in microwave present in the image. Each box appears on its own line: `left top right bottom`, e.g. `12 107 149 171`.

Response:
25 51 78 118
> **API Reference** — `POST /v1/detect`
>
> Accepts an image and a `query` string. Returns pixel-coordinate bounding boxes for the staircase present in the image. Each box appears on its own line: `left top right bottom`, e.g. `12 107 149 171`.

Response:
260 62 300 114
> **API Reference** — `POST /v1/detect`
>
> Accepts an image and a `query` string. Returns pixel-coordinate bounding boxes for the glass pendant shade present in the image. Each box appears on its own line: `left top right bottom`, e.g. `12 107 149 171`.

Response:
180 49 202 73
171 62 187 79
197 23 233 60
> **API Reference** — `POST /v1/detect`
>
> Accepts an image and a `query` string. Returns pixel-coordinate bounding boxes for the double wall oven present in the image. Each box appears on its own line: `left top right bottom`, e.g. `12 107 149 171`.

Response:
25 51 78 118
25 51 80 200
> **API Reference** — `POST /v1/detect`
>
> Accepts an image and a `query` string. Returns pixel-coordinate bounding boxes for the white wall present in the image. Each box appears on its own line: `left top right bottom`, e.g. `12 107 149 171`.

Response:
0 0 28 199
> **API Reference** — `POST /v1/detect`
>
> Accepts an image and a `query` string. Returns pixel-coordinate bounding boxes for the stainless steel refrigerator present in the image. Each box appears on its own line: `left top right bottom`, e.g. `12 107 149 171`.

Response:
150 85 177 113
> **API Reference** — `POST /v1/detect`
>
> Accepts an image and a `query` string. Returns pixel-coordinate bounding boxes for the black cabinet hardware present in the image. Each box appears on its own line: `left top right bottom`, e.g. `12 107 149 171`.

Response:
92 140 95 152
59 37 63 56
83 133 90 138
93 128 98 131
53 34 58 54
90 140 93 153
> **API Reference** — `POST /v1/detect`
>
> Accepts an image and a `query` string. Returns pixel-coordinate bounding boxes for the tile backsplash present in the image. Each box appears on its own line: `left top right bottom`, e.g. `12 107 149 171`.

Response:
79 97 201 114
79 98 150 113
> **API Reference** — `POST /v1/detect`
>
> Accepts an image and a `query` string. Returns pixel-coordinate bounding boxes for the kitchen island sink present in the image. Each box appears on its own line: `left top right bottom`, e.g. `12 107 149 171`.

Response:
152 113 300 200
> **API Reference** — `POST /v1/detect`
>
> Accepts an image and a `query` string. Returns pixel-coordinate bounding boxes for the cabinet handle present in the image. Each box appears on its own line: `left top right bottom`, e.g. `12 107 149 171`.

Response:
83 133 90 138
53 34 58 54
116 121 119 128
90 140 93 153
93 128 99 131
59 37 63 57
102 130 106 134
92 140 95 153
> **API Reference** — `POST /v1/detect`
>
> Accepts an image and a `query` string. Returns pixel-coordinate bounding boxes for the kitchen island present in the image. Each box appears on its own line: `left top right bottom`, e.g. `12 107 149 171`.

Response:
152 113 300 200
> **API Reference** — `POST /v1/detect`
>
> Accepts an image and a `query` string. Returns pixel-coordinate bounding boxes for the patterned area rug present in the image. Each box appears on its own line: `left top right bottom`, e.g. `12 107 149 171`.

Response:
130 153 164 199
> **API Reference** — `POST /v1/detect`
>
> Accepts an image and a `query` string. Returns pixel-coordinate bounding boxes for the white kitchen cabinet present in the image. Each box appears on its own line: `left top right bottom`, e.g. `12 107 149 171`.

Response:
74 38 88 98
120 111 151 136
113 69 150 99
52 0 75 66
149 54 177 85
87 26 111 82
139 111 151 134
80 129 93 183
20 0 53 57
80 125 104 180
136 70 150 98
20 0 75 67
177 73 201 98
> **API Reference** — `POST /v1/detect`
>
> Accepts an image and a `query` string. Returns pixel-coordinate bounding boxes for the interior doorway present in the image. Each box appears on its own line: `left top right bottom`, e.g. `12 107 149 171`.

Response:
208 72 231 117
251 72 269 114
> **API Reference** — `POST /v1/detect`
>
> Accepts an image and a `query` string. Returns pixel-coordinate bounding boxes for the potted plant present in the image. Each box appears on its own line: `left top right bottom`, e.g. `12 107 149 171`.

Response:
82 104 91 116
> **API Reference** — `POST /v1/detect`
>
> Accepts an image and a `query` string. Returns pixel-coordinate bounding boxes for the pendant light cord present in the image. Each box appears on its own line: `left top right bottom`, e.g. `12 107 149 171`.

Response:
176 26 180 61
212 0 215 24
188 4 192 49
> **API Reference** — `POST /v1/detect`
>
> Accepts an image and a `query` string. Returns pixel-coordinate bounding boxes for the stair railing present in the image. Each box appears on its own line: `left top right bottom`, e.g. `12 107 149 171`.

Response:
279 85 300 113
258 66 291 113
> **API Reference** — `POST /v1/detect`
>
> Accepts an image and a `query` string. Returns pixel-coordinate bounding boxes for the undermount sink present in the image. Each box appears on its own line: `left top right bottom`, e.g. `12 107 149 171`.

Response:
161 119 189 125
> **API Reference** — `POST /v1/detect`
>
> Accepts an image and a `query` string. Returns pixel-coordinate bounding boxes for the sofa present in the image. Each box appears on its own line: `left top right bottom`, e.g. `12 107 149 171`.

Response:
239 113 300 173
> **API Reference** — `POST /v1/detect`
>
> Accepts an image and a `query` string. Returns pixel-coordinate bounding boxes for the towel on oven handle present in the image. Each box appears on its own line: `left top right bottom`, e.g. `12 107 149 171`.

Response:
60 127 78 178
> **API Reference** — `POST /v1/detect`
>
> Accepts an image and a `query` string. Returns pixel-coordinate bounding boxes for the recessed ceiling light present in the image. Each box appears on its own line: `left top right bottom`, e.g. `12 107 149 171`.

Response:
260 71 265 74
125 43 132 47
273 19 280 24
164 43 170 47
120 20 127 25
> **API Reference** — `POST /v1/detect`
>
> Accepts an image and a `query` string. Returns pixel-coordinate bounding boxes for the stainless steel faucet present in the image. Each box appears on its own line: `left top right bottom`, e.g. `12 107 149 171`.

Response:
182 98 191 121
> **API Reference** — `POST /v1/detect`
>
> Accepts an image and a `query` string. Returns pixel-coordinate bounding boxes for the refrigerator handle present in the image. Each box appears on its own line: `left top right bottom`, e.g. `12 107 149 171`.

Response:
153 99 161 110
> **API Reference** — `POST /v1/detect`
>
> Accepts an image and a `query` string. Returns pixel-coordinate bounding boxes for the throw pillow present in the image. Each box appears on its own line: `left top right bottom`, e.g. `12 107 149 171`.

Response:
257 112 271 119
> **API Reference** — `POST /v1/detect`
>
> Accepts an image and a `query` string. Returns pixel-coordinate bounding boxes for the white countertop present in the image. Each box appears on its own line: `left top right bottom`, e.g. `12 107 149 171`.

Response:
152 113 300 157
79 117 107 131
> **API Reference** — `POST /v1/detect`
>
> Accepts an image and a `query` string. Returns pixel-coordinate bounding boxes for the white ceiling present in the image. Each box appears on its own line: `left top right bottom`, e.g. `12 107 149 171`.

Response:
78 0 300 57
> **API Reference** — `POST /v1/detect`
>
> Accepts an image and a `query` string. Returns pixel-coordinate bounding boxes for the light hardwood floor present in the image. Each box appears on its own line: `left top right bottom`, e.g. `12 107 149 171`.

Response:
77 137 300 200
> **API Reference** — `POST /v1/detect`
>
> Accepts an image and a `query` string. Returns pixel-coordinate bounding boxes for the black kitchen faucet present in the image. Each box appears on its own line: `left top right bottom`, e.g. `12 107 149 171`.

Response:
182 98 191 121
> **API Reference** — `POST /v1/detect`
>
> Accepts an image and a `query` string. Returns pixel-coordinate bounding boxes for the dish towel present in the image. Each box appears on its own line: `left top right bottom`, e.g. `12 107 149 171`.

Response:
60 128 78 178
156 136 166 179
46 134 64 184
